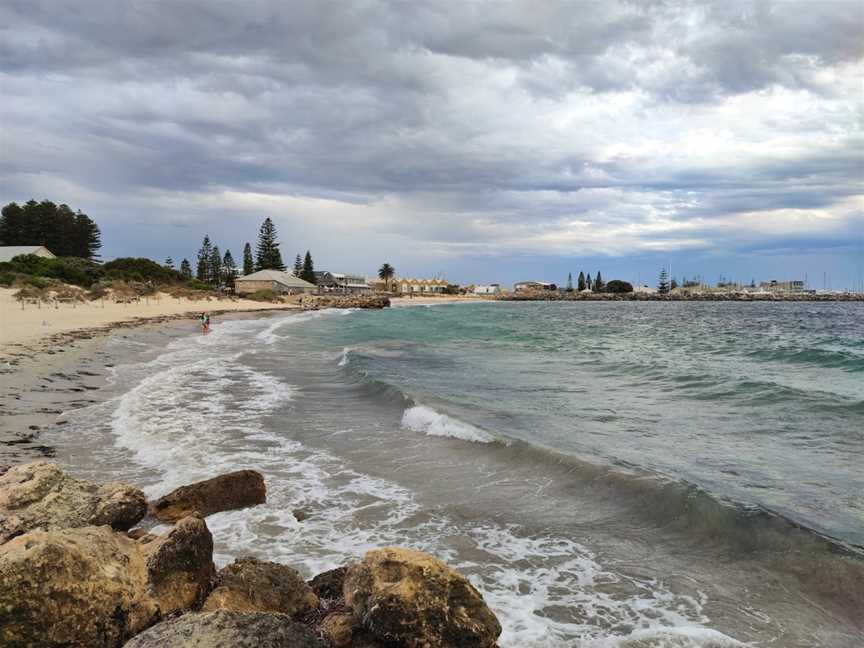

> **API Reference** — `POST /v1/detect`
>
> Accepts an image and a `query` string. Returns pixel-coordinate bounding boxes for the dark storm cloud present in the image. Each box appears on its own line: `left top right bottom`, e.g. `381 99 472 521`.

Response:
1 0 862 272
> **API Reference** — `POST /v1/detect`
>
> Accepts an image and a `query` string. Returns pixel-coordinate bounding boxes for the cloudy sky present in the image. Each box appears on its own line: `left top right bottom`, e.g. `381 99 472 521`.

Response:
2 0 862 288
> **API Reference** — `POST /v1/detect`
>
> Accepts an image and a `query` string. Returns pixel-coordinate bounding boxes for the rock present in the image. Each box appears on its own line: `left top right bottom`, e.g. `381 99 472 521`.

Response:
293 508 308 522
319 612 385 648
92 482 149 530
122 611 326 648
202 556 318 618
0 461 146 543
0 518 215 647
300 295 391 310
148 470 266 522
144 515 216 612
309 565 349 600
344 547 502 648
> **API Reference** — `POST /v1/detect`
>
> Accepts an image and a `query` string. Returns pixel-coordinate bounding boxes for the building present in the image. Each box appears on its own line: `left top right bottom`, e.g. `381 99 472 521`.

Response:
473 284 501 295
760 280 805 293
234 270 316 295
0 246 56 262
397 278 450 294
513 281 554 292
314 271 372 294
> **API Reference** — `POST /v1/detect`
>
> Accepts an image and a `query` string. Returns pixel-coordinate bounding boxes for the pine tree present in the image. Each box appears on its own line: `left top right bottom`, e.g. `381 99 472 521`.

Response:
222 249 237 288
164 257 174 269
180 259 192 280
209 245 222 286
566 272 573 292
577 271 586 291
255 218 285 271
0 200 101 259
586 274 593 291
196 235 212 282
595 271 604 292
242 242 254 276
293 253 303 277
658 267 670 294
671 277 678 290
300 250 316 283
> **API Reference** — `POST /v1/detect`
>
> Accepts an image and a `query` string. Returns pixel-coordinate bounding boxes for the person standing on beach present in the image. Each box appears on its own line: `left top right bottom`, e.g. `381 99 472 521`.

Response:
200 312 210 333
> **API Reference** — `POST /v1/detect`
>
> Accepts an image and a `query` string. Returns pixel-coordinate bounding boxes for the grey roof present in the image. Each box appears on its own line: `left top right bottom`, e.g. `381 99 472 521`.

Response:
235 269 316 288
0 246 56 262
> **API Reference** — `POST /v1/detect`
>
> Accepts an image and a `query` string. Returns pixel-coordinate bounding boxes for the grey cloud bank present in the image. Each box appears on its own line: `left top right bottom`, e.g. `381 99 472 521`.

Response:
1 0 862 286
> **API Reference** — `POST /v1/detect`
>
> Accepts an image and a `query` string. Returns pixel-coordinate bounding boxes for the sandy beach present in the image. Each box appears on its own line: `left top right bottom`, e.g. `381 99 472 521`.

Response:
0 288 299 348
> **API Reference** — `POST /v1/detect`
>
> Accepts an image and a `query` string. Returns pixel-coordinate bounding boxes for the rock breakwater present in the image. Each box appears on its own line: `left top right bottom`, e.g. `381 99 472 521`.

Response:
300 295 391 310
0 462 502 648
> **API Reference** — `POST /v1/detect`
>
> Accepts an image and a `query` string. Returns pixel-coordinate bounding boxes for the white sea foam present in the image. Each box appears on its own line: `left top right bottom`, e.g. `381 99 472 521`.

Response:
337 347 351 366
401 405 495 443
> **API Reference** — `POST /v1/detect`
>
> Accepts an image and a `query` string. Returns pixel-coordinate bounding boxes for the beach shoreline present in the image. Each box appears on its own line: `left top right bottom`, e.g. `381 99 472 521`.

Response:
0 303 297 465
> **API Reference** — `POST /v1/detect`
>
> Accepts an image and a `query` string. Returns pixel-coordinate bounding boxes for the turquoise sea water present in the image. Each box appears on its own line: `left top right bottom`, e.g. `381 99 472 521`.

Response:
54 301 864 647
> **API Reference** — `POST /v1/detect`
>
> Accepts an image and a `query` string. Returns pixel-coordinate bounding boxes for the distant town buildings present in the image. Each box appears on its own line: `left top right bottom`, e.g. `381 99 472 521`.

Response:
473 284 501 295
396 278 449 294
759 280 806 293
234 269 316 295
314 271 373 294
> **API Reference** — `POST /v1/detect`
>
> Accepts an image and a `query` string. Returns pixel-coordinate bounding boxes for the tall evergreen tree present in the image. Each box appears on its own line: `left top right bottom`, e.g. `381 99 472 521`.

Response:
658 267 670 294
222 249 237 288
242 242 254 276
293 253 303 276
300 250 316 283
577 271 586 291
566 272 573 292
586 274 593 291
595 271 604 292
196 235 212 282
209 245 222 286
164 257 174 269
255 218 285 271
180 258 192 280
0 200 101 259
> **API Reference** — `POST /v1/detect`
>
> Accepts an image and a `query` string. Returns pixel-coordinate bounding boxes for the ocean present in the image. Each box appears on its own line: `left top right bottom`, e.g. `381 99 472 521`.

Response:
49 301 864 647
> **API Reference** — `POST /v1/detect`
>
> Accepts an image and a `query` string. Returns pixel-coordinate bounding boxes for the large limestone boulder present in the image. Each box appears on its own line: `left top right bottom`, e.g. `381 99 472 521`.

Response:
202 556 318 618
0 517 214 647
0 461 146 543
344 547 502 648
148 470 266 522
122 611 326 648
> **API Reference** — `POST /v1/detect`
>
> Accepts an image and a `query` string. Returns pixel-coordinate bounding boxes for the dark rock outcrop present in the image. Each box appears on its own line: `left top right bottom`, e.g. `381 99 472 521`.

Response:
309 565 349 600
300 295 390 310
122 611 327 648
202 556 318 618
0 461 146 543
148 470 266 522
344 547 502 648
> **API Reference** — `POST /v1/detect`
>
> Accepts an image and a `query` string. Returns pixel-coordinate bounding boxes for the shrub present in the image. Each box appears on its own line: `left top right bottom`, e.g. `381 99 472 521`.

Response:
102 257 183 285
186 279 213 291
0 272 15 287
3 254 103 288
605 280 634 294
247 289 280 302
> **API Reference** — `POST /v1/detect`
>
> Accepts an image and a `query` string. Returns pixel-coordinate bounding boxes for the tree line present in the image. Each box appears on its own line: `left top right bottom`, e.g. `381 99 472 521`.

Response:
1 200 101 259
179 218 319 289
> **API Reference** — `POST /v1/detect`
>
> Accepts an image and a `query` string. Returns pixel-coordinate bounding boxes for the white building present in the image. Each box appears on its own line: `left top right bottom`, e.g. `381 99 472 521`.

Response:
473 284 501 295
0 246 56 262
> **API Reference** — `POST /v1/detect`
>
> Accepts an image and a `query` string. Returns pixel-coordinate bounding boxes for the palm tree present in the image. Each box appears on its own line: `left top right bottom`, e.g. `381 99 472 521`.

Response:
378 263 395 292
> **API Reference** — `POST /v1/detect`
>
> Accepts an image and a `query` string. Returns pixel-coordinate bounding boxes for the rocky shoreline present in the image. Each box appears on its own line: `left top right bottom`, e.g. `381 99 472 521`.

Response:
299 295 391 310
499 290 864 302
0 462 503 648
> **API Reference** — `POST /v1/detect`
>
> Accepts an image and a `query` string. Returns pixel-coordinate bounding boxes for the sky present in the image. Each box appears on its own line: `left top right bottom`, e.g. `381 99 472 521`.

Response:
1 0 863 289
